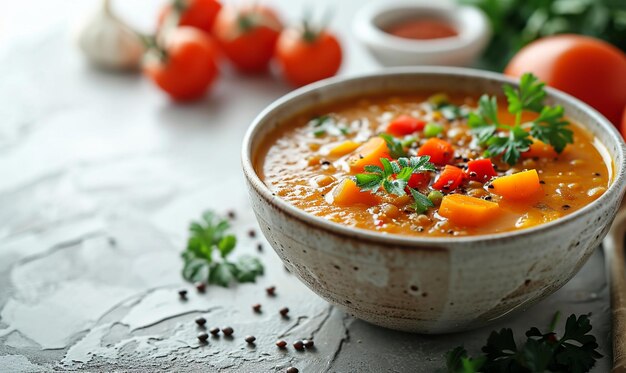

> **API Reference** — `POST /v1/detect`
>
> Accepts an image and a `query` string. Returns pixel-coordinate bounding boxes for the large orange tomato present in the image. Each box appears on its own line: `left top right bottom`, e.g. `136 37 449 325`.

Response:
275 26 342 87
143 27 219 101
212 5 282 73
158 0 222 35
505 35 626 126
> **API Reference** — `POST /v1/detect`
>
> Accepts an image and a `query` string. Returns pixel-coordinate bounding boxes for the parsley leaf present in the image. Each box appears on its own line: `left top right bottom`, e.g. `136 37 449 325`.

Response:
309 115 350 137
181 210 264 287
530 106 573 153
379 133 408 158
442 313 602 373
468 73 573 165
409 187 434 213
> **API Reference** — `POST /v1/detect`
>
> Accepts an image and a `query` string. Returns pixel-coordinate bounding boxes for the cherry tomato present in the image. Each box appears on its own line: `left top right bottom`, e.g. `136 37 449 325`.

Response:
212 5 282 73
143 27 219 101
505 35 626 126
417 138 454 165
158 0 222 35
386 115 425 136
433 165 465 192
275 25 342 86
465 159 496 182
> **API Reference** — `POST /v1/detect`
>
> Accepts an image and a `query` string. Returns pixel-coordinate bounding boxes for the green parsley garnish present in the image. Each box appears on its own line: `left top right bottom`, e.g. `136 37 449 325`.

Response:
181 211 264 287
468 73 573 165
379 133 409 158
309 115 350 137
442 313 602 373
354 156 435 213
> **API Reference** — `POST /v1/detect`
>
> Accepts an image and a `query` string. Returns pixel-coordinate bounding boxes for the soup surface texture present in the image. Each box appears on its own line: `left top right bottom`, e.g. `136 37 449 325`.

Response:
257 91 610 237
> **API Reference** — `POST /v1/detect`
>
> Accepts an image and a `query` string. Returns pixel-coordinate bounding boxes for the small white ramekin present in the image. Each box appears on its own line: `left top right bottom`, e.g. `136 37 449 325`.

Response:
353 0 491 67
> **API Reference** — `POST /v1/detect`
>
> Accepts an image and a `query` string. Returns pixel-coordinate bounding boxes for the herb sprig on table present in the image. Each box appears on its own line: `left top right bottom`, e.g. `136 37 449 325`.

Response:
181 211 264 287
354 156 435 213
443 313 602 373
468 73 573 165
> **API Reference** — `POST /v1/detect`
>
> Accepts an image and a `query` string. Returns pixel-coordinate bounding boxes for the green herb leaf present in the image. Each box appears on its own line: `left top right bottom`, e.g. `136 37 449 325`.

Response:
308 115 350 137
379 133 408 158
181 210 264 287
409 187 434 214
467 95 500 144
530 105 573 153
485 126 533 165
503 73 546 113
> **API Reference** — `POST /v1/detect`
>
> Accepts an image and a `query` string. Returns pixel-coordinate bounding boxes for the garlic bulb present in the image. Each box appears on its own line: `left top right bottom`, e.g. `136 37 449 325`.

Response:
76 0 144 70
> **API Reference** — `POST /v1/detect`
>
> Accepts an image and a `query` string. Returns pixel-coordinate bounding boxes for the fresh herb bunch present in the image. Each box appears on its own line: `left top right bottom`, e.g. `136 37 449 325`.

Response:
181 211 264 287
443 313 602 373
468 73 573 165
379 133 409 158
460 0 626 71
354 156 435 213
309 115 350 137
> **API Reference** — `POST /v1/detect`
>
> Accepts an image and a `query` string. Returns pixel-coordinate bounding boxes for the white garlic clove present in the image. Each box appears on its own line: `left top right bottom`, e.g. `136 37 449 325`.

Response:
76 0 144 70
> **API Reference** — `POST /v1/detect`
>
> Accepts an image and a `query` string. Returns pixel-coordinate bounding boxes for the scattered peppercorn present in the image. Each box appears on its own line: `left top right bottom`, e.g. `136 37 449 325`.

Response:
286 367 299 373
469 171 477 178
594 172 601 176
195 317 206 327
321 161 331 166
276 340 287 348
222 327 234 336
257 243 263 252
488 184 494 189
562 205 571 210
279 307 289 317
303 339 314 348
245 335 256 344
266 286 276 296
195 282 206 293
539 180 546 184
197 332 209 342
178 289 188 300
252 303 262 313
483 195 492 201
209 327 220 336
248 229 256 238
227 210 236 219
293 340 304 350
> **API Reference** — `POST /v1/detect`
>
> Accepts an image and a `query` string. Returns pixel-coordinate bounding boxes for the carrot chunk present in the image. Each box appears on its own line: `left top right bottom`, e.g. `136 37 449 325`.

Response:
522 139 558 159
386 115 426 136
491 169 542 200
348 137 390 173
332 179 380 206
417 138 454 165
329 140 361 157
439 194 501 227
432 165 465 191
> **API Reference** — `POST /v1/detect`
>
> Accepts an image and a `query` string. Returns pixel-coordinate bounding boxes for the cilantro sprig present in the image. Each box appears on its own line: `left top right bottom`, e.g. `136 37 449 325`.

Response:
181 211 264 287
443 313 602 373
468 73 573 165
354 156 435 213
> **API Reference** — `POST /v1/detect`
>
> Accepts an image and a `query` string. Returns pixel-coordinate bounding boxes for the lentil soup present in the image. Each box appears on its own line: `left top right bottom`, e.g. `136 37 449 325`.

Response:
256 88 611 237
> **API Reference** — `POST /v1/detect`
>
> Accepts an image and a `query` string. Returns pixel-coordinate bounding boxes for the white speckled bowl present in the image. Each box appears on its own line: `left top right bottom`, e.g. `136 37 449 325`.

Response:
242 67 626 333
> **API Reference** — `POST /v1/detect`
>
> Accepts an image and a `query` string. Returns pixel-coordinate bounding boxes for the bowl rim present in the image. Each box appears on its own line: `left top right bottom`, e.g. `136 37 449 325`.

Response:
242 66 626 247
352 0 490 53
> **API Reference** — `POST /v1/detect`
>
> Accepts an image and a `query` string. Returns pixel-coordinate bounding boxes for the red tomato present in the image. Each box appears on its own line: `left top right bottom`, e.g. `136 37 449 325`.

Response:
275 26 342 86
505 35 626 126
466 159 497 182
407 173 431 189
417 138 454 165
433 165 465 191
143 27 219 101
386 115 426 136
212 5 282 73
158 0 222 35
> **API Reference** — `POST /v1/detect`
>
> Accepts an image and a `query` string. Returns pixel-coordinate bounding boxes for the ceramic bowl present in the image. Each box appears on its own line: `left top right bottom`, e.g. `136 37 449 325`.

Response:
242 67 626 333
352 1 491 67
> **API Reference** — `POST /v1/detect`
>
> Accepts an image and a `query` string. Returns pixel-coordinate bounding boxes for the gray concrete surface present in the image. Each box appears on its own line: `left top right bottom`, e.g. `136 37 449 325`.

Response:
0 0 612 371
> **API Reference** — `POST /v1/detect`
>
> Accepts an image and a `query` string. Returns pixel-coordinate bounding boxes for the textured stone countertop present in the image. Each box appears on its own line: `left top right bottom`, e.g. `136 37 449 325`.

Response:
0 0 613 371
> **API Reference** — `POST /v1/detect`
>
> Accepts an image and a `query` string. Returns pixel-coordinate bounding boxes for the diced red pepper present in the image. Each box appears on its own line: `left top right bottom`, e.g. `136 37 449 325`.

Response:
386 115 426 136
405 172 431 193
466 159 497 182
417 138 454 165
433 165 465 191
